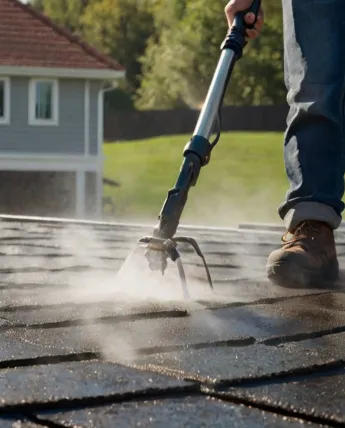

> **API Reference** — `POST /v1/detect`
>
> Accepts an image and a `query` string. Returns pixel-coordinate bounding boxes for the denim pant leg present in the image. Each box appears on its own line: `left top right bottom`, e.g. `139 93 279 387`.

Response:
278 0 345 231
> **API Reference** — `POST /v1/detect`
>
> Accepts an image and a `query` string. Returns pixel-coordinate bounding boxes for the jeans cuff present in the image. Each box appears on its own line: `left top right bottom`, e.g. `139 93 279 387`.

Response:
283 202 342 231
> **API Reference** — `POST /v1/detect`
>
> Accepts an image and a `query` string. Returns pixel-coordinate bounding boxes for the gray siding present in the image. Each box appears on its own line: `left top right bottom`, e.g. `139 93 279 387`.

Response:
0 76 102 155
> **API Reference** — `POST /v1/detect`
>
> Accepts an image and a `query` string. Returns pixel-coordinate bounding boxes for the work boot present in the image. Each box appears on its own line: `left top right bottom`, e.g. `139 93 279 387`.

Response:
266 220 339 288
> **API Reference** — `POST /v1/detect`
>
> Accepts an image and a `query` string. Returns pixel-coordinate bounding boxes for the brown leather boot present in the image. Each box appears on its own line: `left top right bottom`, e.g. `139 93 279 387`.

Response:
266 220 339 288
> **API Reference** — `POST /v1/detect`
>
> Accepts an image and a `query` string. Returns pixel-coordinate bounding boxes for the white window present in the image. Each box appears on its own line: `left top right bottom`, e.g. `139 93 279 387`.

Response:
29 79 59 126
0 77 10 125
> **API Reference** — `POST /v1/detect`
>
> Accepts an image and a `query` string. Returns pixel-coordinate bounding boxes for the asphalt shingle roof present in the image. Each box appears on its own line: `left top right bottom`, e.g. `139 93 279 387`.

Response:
0 214 343 427
0 0 124 71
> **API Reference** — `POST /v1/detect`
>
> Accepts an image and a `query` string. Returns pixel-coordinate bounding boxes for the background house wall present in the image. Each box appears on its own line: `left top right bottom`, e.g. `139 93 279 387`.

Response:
0 76 103 156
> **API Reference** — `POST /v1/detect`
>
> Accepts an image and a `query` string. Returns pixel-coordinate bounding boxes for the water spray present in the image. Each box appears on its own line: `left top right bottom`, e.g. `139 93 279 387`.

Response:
119 1 262 299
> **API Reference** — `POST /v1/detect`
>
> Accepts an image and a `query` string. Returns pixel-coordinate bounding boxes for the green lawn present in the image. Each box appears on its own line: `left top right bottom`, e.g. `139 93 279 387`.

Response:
103 131 289 227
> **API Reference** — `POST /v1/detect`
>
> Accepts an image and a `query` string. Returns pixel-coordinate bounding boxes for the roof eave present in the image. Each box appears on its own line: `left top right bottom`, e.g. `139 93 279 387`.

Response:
0 65 125 80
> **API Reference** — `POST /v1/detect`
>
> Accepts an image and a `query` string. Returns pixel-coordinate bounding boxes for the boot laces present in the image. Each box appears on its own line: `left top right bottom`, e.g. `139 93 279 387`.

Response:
281 221 321 250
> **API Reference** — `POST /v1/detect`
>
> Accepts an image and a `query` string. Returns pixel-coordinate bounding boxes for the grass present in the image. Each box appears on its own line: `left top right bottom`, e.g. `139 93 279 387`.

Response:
103 131 289 227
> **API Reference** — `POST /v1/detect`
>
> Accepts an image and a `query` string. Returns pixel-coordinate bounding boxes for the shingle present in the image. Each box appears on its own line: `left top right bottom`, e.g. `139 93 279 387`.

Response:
0 214 344 426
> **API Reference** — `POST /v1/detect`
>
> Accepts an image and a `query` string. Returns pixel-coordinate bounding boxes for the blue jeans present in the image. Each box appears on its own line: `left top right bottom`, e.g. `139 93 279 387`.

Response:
278 0 345 231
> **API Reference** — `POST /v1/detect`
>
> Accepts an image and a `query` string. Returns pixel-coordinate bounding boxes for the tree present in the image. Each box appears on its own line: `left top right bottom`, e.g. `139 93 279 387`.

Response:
136 0 285 109
148 0 187 32
81 0 155 94
28 0 44 11
30 0 91 33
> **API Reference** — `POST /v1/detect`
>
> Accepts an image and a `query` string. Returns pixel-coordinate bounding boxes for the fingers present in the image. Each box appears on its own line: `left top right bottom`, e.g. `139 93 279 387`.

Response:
246 7 264 39
225 1 264 40
225 0 254 27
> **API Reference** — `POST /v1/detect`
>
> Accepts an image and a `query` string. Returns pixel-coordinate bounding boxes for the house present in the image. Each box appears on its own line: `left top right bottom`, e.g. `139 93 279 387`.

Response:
0 0 125 218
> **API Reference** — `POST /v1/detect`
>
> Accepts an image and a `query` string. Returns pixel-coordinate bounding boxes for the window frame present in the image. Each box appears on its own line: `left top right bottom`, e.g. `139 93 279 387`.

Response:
28 78 59 126
0 77 11 125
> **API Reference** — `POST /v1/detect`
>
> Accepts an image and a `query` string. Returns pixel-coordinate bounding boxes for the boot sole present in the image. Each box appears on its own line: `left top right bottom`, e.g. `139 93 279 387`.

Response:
266 259 339 289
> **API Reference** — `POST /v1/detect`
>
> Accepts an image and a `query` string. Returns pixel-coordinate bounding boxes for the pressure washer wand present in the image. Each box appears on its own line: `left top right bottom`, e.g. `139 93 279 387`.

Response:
137 0 261 296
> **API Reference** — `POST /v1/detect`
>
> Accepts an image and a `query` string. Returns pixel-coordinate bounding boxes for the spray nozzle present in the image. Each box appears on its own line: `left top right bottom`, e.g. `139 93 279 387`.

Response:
138 234 214 300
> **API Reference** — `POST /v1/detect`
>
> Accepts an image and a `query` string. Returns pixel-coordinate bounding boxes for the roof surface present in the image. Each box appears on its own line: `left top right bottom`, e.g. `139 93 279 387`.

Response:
0 214 344 427
0 0 124 71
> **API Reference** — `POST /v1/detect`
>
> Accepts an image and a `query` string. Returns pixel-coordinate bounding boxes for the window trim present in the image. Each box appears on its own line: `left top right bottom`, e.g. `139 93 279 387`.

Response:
0 77 11 125
28 78 59 126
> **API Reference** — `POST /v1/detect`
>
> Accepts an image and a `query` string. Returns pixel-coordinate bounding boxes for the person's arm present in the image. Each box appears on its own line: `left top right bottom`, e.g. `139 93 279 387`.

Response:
225 0 264 39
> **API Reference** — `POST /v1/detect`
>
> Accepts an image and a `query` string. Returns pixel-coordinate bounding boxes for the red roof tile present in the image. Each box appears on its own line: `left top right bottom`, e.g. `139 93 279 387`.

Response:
0 0 124 71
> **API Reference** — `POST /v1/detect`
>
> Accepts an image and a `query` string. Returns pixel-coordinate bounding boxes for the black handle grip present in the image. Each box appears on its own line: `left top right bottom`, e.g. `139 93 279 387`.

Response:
233 0 261 35
221 0 261 57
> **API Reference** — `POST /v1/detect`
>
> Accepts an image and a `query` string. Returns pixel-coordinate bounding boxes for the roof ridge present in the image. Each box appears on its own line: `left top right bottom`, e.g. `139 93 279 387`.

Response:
10 0 125 72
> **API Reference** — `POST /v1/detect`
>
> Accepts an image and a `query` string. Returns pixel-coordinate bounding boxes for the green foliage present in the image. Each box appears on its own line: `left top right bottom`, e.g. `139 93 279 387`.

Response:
80 0 154 94
148 0 188 32
30 0 90 33
29 0 44 11
136 0 285 109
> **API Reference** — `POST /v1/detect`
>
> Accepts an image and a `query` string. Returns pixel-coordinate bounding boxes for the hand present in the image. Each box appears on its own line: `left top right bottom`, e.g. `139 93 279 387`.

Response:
225 0 264 40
